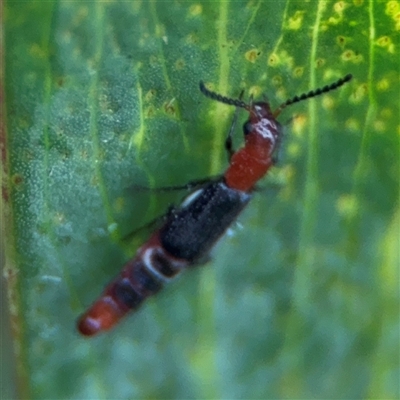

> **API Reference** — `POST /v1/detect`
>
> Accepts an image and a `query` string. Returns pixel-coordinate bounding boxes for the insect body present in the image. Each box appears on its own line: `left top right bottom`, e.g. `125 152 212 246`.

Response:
77 74 352 336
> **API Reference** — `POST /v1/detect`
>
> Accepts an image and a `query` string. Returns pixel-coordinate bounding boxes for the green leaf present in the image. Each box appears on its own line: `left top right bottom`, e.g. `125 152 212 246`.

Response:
2 1 399 399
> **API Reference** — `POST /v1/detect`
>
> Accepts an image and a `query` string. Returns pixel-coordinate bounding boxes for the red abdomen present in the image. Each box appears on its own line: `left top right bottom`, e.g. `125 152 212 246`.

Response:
77 234 184 336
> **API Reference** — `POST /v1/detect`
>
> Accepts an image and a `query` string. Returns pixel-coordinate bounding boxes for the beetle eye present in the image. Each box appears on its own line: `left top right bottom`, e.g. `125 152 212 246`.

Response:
243 121 252 135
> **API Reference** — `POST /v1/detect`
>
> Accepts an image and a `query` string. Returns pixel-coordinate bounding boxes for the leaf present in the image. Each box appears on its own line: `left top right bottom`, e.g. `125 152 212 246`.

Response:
2 1 399 399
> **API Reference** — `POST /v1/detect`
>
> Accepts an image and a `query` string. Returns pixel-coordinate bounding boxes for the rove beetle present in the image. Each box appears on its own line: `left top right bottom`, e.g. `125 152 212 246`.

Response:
78 74 353 336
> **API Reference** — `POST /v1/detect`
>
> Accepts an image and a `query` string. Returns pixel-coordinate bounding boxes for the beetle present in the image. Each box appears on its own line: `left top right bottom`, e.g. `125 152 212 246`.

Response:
77 74 353 336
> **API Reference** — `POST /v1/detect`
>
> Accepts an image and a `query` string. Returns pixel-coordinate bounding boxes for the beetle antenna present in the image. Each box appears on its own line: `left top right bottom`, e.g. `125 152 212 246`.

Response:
273 73 353 117
199 81 248 109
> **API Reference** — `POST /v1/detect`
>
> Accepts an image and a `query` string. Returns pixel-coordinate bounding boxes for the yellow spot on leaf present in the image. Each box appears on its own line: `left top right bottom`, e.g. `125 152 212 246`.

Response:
351 83 368 102
281 165 295 182
287 142 300 158
342 50 355 61
320 22 329 32
292 114 307 137
378 209 400 294
322 95 335 110
248 86 262 98
145 105 155 118
385 0 399 16
29 43 46 59
288 10 305 30
328 15 341 25
73 6 89 26
377 36 391 47
275 87 287 103
353 53 364 63
341 49 364 63
293 67 304 78
185 33 198 45
380 108 392 118
131 126 146 151
268 53 279 66
155 24 165 37
385 1 400 29
273 50 294 69
334 1 347 13
377 79 390 91
11 174 24 187
175 59 185 70
336 194 359 218
245 49 261 63
377 36 395 52
145 89 156 102
342 49 354 60
189 4 203 16
272 75 283 86
345 118 361 131
336 35 347 47
373 120 386 132
163 98 177 116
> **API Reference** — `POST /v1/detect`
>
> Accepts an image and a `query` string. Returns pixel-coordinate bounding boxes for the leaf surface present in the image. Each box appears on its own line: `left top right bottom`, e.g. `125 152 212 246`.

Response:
2 1 399 399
